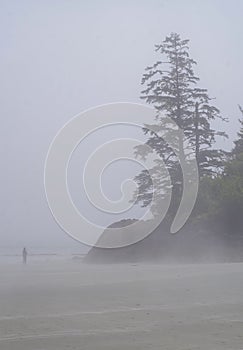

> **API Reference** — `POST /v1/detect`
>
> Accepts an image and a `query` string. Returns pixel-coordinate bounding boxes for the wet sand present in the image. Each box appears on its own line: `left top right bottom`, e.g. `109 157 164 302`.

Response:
0 260 243 349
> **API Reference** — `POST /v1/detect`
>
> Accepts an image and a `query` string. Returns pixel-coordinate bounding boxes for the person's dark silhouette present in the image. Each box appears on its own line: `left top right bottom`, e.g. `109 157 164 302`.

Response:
22 247 27 264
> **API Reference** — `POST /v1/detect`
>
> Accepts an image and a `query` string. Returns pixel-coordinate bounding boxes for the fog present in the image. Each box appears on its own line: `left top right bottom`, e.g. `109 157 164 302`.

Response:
1 0 243 252
1 2 243 349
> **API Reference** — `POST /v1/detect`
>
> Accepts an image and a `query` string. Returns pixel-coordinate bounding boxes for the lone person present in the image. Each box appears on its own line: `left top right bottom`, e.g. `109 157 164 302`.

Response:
22 247 27 264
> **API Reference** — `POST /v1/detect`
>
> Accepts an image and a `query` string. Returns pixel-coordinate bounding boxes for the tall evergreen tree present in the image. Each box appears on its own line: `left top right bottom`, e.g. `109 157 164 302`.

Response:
134 33 227 215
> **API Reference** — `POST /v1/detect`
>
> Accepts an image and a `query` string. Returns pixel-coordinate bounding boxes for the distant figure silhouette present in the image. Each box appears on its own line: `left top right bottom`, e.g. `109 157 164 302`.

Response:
22 247 27 264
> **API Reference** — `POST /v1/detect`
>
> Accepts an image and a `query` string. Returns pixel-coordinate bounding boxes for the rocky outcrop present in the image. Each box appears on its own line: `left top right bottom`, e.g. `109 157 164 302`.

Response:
84 217 243 264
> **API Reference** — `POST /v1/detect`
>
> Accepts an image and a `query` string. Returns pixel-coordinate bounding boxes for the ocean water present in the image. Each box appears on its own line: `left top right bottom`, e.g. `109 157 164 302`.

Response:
0 246 88 264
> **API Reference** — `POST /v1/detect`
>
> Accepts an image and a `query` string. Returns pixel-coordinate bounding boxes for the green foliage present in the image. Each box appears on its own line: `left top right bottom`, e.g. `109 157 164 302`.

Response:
193 147 243 233
193 176 221 217
218 107 243 229
219 154 243 212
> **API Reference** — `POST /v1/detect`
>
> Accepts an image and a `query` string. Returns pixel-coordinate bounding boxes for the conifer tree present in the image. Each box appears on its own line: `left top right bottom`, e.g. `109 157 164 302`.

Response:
134 33 227 214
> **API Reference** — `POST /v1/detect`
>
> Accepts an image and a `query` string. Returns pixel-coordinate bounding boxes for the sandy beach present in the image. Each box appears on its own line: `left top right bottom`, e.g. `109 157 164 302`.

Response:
0 259 243 349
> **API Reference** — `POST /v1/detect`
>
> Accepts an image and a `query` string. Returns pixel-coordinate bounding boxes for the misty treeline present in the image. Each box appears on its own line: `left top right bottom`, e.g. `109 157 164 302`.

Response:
134 32 243 235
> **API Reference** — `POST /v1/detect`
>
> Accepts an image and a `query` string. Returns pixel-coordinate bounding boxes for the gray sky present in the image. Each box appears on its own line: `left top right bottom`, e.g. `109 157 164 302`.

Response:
1 0 243 252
